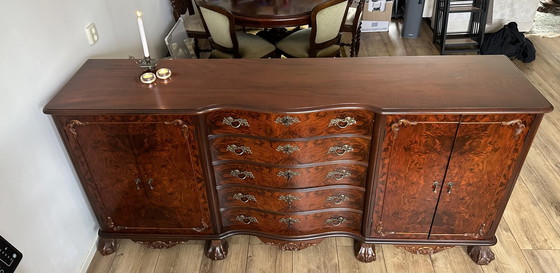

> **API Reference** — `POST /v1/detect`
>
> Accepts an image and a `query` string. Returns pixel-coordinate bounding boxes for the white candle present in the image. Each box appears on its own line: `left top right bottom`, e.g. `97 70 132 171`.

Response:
136 11 150 58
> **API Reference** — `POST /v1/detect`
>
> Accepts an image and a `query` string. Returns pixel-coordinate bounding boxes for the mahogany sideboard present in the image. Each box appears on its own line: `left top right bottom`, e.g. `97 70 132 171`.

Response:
44 56 552 264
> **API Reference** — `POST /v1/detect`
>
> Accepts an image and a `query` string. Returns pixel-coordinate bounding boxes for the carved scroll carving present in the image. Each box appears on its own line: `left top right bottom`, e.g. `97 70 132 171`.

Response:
134 240 187 249
502 119 526 137
106 217 126 231
375 221 397 236
396 245 454 255
259 237 322 251
390 119 418 139
165 119 189 140
66 120 89 136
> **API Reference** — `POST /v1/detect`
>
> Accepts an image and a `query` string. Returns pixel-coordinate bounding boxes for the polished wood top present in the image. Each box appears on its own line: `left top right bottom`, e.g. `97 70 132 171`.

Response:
205 0 327 27
43 56 553 115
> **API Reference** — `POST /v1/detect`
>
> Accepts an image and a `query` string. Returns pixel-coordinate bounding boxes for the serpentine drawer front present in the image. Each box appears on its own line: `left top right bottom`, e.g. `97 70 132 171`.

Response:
43 57 552 264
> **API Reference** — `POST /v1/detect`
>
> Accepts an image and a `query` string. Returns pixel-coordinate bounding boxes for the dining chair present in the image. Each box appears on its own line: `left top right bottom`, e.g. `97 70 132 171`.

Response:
196 0 276 58
340 0 365 57
172 0 210 58
276 0 349 58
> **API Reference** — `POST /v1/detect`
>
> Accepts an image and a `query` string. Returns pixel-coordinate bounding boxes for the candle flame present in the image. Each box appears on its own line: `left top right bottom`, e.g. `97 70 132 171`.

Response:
136 11 143 17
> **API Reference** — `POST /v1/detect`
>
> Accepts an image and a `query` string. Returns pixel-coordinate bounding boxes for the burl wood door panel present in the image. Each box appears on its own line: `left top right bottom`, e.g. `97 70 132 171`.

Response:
206 109 374 138
214 162 368 188
370 115 460 239
62 116 211 233
218 185 364 212
221 208 362 235
210 136 370 164
429 114 535 240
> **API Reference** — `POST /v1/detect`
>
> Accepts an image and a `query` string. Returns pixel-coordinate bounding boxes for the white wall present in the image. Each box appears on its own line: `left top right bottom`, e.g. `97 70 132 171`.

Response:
0 0 174 272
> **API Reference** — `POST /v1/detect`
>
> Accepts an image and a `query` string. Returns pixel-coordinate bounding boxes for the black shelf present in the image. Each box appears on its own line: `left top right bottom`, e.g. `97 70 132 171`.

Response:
432 0 489 54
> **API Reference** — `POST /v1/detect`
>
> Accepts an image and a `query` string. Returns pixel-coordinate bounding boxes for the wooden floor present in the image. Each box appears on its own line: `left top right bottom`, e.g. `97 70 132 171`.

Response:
87 20 560 273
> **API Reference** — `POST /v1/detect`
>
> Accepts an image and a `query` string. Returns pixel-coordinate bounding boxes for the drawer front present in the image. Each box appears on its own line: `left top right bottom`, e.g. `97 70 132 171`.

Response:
206 109 374 138
221 209 362 235
214 163 368 188
210 136 370 164
218 186 364 212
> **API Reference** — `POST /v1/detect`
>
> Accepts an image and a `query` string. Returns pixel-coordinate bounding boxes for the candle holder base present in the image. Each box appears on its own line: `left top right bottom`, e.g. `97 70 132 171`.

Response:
129 56 159 71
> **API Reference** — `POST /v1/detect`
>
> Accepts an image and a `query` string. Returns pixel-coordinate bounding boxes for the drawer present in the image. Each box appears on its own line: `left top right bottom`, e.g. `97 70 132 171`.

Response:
210 136 371 164
206 109 374 138
218 186 364 212
214 162 368 188
221 209 362 235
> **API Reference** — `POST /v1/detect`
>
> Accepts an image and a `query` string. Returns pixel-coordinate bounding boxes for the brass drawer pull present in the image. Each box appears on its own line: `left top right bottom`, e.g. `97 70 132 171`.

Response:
222 117 249 128
325 216 347 226
227 144 252 155
278 194 300 208
326 194 349 204
233 193 257 203
146 178 154 190
236 215 258 224
135 178 142 190
275 116 300 126
326 170 351 180
277 170 300 179
327 145 353 156
279 217 300 228
230 169 255 180
329 117 357 128
276 144 300 154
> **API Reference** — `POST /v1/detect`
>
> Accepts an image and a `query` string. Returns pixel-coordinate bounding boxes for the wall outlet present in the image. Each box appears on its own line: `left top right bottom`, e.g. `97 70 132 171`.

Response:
85 23 99 45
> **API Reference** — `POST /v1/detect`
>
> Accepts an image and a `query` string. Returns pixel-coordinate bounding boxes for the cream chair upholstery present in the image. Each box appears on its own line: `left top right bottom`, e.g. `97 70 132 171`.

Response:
340 0 365 57
196 0 276 59
276 0 349 58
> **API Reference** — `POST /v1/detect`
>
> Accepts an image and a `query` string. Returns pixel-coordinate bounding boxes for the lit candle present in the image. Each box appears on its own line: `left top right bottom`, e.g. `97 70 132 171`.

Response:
136 11 150 58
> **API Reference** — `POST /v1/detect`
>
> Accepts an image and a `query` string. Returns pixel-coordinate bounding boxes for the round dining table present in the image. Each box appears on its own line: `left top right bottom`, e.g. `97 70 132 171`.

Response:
205 0 329 28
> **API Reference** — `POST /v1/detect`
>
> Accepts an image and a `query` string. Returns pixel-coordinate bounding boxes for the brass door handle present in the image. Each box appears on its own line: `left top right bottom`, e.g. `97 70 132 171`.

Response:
275 116 300 126
447 182 454 194
276 144 300 154
326 170 351 180
236 215 258 224
325 216 347 226
227 144 252 155
327 145 353 156
326 194 349 204
147 178 154 190
233 193 257 203
135 178 142 190
329 117 357 128
433 181 439 193
279 217 300 228
222 117 249 128
230 169 255 180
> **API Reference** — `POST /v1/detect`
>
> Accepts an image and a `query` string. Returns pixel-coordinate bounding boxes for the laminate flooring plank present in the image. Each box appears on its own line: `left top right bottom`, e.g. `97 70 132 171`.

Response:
152 244 204 273
430 246 484 273
292 238 339 273
502 179 560 249
336 243 387 273
199 236 250 273
522 249 560 273
382 245 436 273
245 244 293 273
482 221 534 273
86 250 117 273
106 239 161 273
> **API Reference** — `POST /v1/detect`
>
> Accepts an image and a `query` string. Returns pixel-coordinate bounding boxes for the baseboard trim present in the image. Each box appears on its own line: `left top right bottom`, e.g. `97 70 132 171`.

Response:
79 236 98 273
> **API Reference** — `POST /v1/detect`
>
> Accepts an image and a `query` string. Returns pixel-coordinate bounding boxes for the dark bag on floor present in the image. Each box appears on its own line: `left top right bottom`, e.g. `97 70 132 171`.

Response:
481 22 536 63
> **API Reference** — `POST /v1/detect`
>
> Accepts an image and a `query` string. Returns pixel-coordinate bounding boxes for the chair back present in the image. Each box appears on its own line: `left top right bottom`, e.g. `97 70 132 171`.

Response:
309 0 349 57
349 0 365 32
171 0 197 19
196 0 240 57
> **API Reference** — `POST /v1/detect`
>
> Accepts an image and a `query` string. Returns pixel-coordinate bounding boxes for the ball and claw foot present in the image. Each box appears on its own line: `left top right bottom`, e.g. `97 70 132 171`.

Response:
354 241 376 263
467 246 495 265
205 239 229 260
98 238 117 255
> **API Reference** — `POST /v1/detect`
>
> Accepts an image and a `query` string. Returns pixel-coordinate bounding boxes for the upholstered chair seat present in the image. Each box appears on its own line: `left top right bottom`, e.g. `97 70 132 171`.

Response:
276 28 341 58
210 31 276 58
276 0 349 58
197 0 276 59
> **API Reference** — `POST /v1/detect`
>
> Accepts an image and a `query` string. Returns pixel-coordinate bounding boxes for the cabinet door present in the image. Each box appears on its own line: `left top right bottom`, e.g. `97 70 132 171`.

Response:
64 117 210 233
429 114 534 240
371 115 459 239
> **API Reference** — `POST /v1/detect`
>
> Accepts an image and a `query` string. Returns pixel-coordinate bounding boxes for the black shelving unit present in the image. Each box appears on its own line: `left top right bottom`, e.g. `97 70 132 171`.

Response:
433 0 489 54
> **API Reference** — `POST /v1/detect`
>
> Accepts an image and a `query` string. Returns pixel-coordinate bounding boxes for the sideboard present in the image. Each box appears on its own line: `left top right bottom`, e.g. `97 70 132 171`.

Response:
43 56 552 265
